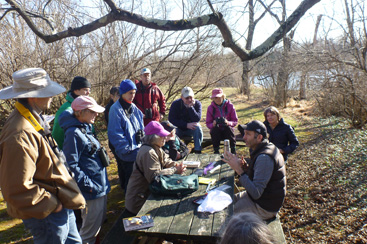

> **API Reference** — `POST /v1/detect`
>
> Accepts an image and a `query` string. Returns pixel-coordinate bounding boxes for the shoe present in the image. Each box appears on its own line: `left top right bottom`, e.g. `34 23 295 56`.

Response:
193 150 202 154
214 150 220 154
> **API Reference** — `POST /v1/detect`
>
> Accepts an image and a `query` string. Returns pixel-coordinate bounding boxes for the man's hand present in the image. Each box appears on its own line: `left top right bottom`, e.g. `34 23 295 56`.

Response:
222 151 245 175
187 122 198 130
213 120 217 127
160 113 164 121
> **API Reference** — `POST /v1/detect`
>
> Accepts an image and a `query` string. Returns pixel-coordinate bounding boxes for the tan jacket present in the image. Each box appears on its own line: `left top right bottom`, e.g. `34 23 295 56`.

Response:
125 144 176 214
0 110 85 220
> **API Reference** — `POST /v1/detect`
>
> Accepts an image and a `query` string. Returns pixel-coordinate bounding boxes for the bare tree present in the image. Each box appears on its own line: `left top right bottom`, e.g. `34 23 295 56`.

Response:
1 0 320 63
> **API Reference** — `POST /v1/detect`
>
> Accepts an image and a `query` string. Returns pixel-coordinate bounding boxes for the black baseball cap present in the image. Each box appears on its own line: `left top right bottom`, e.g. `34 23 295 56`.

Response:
238 120 267 138
161 121 177 132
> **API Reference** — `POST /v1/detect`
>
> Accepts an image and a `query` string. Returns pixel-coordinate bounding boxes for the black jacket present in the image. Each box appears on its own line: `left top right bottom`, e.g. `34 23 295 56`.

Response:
264 118 299 161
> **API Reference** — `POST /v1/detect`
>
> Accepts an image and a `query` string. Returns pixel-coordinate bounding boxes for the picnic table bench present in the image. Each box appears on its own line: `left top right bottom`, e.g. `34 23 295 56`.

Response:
102 153 286 244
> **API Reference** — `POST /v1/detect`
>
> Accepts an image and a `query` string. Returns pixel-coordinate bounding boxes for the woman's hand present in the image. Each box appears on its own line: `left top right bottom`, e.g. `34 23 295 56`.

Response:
213 120 217 127
175 162 187 174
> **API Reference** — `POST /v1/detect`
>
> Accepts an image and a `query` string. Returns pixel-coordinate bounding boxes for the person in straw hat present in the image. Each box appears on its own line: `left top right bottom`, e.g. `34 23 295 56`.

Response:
0 68 86 243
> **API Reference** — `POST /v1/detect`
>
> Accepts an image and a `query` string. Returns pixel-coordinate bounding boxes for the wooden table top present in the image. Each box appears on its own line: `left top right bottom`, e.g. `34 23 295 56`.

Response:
134 153 235 243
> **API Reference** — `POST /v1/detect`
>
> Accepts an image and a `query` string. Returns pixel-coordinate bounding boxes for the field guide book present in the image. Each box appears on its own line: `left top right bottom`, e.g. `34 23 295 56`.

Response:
123 214 154 231
183 160 201 168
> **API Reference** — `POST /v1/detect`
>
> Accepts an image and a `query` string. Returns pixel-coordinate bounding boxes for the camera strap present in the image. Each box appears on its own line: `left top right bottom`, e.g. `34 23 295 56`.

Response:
15 101 44 132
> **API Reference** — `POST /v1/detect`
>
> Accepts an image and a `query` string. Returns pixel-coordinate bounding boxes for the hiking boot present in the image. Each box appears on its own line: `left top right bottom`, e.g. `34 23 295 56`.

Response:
213 147 220 154
193 150 202 154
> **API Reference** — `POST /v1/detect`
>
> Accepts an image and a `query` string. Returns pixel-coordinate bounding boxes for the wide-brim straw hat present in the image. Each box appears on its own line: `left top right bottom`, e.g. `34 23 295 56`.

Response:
0 68 66 99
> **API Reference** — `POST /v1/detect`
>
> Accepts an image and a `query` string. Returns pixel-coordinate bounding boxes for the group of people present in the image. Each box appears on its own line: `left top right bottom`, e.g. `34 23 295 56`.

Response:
0 67 299 244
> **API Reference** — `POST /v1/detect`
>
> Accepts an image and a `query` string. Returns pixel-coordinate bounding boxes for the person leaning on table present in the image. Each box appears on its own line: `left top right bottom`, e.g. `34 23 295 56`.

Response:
222 120 286 220
0 68 86 243
124 121 187 217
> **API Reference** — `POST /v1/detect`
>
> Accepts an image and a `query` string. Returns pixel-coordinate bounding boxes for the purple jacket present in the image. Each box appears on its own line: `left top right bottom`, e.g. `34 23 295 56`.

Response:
206 99 238 130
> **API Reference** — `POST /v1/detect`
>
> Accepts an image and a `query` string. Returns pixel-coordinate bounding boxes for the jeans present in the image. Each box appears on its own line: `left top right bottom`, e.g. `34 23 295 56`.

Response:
109 141 125 191
176 124 203 151
210 125 236 149
23 208 82 244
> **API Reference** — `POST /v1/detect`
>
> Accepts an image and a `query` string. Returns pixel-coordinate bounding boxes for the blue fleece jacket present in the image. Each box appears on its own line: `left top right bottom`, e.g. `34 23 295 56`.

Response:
107 100 144 161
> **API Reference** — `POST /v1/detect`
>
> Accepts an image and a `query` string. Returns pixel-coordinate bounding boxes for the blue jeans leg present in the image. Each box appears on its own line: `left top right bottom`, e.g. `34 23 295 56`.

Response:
193 124 203 151
176 126 203 151
23 208 82 244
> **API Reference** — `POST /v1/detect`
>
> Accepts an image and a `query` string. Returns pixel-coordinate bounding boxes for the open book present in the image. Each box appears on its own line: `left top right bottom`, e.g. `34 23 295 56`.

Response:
123 214 154 231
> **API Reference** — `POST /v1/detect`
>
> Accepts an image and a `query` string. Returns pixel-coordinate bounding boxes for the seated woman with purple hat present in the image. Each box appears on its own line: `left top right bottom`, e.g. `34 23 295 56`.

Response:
206 88 238 154
124 121 187 216
161 121 190 161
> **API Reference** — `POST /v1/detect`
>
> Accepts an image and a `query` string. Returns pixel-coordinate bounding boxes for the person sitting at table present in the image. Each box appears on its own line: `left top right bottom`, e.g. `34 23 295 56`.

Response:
223 120 286 220
206 88 238 154
124 121 187 216
161 121 190 160
219 212 277 244
263 106 299 162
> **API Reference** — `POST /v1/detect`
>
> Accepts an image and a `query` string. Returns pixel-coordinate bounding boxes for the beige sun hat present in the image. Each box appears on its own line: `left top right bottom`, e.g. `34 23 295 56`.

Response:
0 68 66 99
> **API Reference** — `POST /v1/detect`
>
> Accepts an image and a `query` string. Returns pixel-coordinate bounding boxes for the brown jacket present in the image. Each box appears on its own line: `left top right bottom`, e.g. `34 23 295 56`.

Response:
125 144 176 214
0 110 85 220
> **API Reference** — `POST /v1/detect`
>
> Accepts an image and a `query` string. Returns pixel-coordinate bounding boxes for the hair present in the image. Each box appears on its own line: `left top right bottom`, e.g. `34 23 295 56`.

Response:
73 109 88 118
264 106 280 122
142 134 161 145
110 86 120 96
219 212 277 244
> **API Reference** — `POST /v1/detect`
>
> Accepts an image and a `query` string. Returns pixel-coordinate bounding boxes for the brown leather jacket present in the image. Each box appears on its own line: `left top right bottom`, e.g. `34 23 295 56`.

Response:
0 110 85 219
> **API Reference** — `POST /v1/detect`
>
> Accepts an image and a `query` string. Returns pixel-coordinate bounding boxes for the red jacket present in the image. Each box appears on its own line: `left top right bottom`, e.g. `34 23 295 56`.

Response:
133 80 166 126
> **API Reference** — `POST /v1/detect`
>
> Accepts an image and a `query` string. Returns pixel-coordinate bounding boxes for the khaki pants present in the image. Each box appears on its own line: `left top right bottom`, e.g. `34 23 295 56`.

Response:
234 191 277 220
80 195 107 244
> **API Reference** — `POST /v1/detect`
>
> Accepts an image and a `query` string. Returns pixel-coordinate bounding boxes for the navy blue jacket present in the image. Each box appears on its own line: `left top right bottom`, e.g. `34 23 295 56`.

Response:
264 118 299 161
59 108 111 200
168 98 201 131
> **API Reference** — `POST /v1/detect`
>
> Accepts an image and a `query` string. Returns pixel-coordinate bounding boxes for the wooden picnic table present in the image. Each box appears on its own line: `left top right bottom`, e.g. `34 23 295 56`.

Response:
132 153 234 243
102 153 286 244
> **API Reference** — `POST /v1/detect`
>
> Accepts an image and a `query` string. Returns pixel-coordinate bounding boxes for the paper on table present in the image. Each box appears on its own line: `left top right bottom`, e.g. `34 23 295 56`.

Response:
197 189 232 213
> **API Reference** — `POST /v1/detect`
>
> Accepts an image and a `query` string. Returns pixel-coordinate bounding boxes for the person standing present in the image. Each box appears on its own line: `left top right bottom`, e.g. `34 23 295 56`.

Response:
59 96 111 244
168 86 203 154
0 68 86 243
108 79 144 192
206 88 238 154
52 76 91 149
223 120 286 220
104 86 120 124
133 68 166 126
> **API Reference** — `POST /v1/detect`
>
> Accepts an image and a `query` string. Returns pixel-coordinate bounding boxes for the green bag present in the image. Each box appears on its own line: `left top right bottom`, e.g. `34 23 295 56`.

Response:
149 174 199 198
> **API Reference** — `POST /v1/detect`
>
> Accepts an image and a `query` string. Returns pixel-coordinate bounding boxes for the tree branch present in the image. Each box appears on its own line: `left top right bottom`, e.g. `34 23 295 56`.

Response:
248 0 321 59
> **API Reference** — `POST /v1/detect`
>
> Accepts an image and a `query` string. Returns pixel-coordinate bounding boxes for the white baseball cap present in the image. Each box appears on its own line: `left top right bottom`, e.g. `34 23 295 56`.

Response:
141 68 151 75
181 87 194 98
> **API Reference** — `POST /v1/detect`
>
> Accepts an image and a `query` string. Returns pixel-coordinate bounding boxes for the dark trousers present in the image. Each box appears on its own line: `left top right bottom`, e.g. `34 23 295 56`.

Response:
109 141 134 193
210 125 236 149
